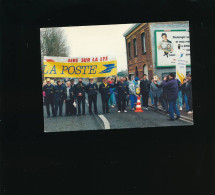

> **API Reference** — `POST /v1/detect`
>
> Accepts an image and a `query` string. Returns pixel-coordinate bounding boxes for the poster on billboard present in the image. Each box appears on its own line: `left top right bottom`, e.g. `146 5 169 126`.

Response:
43 56 117 78
155 30 191 68
176 49 186 84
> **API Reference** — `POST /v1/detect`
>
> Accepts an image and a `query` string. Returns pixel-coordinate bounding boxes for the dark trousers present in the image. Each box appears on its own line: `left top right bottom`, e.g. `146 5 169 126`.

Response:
45 96 54 116
101 95 110 113
187 95 193 111
71 98 77 115
54 99 63 116
65 100 72 116
88 95 97 113
77 96 85 114
142 92 149 107
118 95 126 111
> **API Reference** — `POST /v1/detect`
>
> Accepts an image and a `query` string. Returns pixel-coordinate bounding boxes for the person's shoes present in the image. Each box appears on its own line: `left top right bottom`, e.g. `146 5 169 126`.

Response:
179 106 183 110
132 108 135 111
175 116 180 120
111 105 114 108
188 111 193 114
118 110 121 113
168 118 175 121
124 110 127 113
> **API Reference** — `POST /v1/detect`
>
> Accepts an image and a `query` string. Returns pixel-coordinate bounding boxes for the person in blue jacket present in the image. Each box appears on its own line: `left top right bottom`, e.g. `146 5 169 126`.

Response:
42 78 55 117
53 80 64 117
86 77 98 115
161 73 181 121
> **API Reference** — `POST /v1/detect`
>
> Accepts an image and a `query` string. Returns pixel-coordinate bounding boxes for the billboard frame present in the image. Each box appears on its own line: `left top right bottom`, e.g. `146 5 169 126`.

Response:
154 29 191 68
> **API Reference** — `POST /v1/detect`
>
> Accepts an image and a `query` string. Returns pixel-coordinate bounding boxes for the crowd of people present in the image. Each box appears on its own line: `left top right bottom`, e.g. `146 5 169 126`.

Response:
42 73 193 121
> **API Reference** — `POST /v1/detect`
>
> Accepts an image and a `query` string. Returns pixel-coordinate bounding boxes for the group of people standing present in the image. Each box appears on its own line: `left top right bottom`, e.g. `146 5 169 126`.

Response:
42 73 193 121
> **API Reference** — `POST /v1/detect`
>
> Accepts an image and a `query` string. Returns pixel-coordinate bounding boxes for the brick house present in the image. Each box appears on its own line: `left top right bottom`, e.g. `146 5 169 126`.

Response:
123 21 191 81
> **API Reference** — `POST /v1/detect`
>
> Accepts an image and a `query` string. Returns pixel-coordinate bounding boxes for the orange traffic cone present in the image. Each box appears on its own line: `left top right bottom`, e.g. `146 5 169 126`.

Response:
134 96 144 112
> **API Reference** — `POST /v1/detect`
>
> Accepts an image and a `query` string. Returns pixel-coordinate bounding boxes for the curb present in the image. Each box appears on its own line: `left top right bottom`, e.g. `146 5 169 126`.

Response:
148 105 193 123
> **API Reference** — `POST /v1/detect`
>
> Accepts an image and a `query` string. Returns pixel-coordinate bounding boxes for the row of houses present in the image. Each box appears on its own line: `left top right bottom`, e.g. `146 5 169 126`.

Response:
123 21 191 80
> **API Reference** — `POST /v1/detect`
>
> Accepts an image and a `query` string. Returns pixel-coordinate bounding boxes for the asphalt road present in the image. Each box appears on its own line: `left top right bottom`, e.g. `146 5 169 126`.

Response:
44 95 193 132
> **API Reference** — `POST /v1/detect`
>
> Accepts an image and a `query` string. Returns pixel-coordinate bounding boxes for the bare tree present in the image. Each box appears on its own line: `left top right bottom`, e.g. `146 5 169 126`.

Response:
40 28 69 79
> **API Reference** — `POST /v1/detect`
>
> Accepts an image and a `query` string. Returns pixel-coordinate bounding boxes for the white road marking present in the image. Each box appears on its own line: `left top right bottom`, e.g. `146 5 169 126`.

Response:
178 117 194 124
98 115 110 129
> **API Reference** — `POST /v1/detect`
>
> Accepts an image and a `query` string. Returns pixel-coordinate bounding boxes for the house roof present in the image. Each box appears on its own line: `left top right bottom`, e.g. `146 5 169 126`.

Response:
123 23 142 37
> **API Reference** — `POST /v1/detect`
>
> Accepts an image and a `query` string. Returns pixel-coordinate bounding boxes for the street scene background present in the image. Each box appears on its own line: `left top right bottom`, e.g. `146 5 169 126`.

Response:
41 22 193 132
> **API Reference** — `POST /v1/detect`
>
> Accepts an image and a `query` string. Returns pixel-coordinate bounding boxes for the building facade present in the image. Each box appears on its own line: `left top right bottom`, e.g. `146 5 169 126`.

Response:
124 21 191 81
124 23 153 80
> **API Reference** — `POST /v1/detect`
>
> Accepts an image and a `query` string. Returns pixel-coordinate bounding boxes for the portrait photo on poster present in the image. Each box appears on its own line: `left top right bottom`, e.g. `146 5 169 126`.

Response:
40 21 193 133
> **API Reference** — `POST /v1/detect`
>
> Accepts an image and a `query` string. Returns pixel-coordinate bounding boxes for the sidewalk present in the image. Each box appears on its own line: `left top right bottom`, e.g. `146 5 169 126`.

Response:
147 98 193 121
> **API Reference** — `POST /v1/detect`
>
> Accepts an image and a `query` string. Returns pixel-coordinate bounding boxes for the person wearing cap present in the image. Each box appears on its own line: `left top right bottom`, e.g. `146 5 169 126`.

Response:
42 78 55 117
99 77 115 114
75 78 86 115
53 80 64 117
114 77 130 113
86 77 98 115
61 80 66 89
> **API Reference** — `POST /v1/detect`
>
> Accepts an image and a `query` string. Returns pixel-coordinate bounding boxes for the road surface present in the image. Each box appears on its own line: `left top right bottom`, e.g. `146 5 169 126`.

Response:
43 95 193 132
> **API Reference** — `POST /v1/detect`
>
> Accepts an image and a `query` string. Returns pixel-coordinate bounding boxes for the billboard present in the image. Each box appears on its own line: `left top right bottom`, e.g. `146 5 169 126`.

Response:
43 56 117 78
155 30 191 68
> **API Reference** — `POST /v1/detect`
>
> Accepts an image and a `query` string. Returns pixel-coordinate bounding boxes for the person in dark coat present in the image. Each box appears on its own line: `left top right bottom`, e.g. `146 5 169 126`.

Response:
42 78 55 117
99 77 115 114
161 73 180 120
114 77 130 113
70 79 77 115
181 78 189 112
185 74 193 114
86 78 98 115
75 78 86 115
53 80 64 117
140 74 150 110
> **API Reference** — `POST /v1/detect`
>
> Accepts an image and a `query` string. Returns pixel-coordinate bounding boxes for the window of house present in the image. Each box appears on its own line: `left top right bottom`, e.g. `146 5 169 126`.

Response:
133 38 137 57
128 42 131 59
141 32 146 54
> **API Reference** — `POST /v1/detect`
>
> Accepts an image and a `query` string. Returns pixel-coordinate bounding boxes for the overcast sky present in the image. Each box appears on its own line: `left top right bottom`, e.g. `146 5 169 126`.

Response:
61 24 134 72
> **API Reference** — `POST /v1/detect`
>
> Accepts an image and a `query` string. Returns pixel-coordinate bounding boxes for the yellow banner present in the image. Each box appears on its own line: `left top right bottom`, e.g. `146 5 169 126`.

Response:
44 60 117 78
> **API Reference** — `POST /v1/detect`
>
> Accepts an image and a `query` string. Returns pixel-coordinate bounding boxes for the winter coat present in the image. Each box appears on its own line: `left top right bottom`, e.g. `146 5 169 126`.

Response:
140 79 150 94
185 80 192 98
129 80 138 95
150 81 163 97
162 79 179 101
